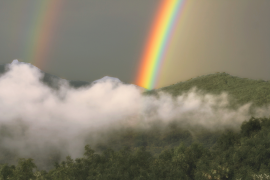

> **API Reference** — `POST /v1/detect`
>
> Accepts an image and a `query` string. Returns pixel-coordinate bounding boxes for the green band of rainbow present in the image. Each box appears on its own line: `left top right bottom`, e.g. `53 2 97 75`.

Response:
25 0 62 68
136 0 187 90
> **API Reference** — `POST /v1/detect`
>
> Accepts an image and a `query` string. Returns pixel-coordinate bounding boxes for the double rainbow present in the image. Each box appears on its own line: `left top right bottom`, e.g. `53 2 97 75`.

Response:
136 0 187 90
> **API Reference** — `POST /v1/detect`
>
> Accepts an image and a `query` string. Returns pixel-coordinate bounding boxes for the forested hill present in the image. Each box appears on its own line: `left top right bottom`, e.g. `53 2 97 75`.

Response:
146 72 270 110
94 72 270 158
2 117 270 179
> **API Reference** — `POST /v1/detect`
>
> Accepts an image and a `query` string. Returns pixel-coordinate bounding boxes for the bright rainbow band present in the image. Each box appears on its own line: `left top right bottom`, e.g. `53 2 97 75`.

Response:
136 0 187 90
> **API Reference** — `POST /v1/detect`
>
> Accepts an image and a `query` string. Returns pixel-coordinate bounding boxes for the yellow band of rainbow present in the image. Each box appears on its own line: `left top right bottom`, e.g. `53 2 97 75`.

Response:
136 0 187 90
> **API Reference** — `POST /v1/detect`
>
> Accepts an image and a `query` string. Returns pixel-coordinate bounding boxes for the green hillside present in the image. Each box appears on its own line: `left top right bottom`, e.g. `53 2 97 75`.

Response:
93 72 270 157
146 72 270 112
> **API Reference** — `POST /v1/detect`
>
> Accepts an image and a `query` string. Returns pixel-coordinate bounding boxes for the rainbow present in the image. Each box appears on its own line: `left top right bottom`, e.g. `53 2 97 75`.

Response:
136 0 187 90
25 0 63 68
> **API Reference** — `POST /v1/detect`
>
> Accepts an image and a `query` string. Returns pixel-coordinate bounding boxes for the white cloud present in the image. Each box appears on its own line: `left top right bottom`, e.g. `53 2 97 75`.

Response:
0 60 269 169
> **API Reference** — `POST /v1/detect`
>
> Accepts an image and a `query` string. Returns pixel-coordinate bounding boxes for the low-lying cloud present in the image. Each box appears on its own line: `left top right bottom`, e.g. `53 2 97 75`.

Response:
0 60 269 169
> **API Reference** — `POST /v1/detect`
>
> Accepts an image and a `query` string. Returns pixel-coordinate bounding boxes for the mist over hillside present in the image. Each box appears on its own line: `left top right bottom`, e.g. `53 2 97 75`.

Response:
0 60 270 170
147 72 270 115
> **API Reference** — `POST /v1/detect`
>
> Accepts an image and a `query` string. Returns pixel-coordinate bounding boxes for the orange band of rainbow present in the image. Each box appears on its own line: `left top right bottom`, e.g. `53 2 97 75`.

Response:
136 0 187 90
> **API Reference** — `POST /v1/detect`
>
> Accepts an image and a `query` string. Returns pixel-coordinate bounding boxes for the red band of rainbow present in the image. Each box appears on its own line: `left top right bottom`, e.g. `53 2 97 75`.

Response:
136 0 187 90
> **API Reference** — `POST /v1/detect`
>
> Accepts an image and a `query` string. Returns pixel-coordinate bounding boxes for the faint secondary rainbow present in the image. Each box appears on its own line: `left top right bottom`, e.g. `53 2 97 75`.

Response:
136 0 187 90
25 0 63 68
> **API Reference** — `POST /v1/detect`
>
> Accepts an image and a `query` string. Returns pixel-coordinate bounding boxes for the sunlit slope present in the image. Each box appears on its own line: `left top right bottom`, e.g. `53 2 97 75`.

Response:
146 72 270 110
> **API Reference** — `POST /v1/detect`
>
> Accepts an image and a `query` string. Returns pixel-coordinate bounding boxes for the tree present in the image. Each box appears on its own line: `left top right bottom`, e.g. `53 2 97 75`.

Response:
12 158 37 180
241 117 261 137
0 164 15 180
172 142 206 179
214 130 240 151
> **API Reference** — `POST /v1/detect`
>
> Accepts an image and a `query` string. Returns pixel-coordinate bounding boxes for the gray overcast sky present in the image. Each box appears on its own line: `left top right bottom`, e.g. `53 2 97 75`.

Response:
1 0 270 88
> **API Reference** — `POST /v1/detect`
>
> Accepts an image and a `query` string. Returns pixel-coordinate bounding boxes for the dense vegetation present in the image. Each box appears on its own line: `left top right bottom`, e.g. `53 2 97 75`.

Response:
0 117 270 179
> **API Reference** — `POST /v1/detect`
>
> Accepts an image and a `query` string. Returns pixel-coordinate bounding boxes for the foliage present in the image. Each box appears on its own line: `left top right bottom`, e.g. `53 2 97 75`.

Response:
0 164 15 180
0 110 270 180
241 117 261 137
11 158 37 180
26 117 270 179
145 72 270 112
2 117 270 179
